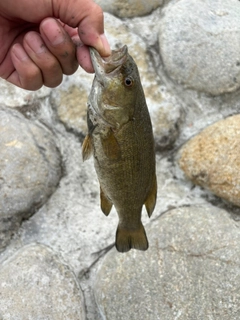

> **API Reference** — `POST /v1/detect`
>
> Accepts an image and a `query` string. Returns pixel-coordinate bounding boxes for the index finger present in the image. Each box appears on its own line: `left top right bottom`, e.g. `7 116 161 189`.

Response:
56 0 111 57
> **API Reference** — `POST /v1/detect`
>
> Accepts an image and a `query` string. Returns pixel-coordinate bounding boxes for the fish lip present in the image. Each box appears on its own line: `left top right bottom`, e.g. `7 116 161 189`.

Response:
90 45 128 83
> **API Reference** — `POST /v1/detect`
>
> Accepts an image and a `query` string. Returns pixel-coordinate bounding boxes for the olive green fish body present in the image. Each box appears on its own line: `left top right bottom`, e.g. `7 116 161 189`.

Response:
82 46 157 252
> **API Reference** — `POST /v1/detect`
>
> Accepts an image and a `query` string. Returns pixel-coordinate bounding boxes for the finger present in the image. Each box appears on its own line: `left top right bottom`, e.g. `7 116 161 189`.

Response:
23 31 63 88
70 33 95 73
63 24 79 39
9 43 43 90
77 4 111 57
56 0 111 57
39 18 78 76
76 44 94 73
0 49 15 80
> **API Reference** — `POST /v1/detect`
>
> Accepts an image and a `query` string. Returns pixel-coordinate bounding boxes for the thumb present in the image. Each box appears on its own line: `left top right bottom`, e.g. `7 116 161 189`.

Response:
55 0 111 57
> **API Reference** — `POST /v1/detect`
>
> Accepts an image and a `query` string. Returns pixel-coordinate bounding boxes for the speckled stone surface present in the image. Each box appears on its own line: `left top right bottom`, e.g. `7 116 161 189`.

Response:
0 106 61 251
0 244 86 320
95 206 240 320
159 0 240 95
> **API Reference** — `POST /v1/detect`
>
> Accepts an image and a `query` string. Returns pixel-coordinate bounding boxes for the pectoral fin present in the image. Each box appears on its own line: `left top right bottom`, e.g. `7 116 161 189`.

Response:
101 129 121 160
145 174 157 218
82 134 93 161
100 187 113 216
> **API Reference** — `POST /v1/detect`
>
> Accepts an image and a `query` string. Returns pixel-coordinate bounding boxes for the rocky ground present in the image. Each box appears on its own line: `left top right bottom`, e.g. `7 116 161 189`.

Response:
1 0 240 319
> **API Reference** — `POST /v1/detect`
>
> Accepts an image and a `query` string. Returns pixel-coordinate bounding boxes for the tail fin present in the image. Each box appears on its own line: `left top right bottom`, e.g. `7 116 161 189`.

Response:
115 223 149 253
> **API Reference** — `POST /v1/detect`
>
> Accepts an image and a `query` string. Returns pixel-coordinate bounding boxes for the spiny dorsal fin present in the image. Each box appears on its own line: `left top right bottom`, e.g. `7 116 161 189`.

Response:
82 134 93 161
145 174 157 218
100 187 113 216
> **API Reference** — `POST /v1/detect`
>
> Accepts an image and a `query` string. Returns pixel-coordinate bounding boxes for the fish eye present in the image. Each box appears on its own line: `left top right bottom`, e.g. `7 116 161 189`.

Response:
124 77 133 87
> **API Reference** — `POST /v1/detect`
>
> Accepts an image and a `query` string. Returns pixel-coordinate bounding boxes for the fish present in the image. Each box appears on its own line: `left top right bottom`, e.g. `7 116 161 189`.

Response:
82 45 157 253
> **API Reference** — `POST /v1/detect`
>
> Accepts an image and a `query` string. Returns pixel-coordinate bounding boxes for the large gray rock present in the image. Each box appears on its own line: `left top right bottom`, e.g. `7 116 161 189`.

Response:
159 0 240 95
0 78 51 107
94 206 240 319
178 115 240 207
95 0 163 18
0 243 86 319
0 106 62 251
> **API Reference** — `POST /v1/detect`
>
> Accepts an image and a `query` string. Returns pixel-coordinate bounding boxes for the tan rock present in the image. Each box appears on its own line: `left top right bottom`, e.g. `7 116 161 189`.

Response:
178 115 240 206
52 84 88 135
95 0 163 18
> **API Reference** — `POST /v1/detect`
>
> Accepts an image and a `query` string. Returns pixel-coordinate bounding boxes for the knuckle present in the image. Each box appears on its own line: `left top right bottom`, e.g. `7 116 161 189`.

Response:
91 2 103 17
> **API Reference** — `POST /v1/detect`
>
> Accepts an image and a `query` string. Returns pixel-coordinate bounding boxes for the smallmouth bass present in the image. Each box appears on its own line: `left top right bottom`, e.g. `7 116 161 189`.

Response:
82 45 157 252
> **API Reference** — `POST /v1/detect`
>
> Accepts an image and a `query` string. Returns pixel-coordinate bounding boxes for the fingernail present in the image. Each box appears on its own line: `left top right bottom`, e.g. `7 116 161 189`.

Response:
25 32 46 54
100 34 111 56
12 44 29 61
41 18 66 46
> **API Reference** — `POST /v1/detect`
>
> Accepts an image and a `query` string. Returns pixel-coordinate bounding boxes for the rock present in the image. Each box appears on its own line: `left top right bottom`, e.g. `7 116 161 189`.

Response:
151 97 183 151
0 243 86 319
159 0 240 95
51 83 90 136
0 106 62 251
0 78 51 107
94 205 240 319
178 115 240 207
95 0 163 18
103 14 156 89
50 69 94 136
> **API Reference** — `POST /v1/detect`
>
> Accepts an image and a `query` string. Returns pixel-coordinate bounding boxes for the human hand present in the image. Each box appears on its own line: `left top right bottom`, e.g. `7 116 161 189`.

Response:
0 0 111 90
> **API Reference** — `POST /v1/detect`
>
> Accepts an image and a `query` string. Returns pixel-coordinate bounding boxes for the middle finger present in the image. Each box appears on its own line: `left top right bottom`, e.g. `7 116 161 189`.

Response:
23 31 63 88
40 18 79 76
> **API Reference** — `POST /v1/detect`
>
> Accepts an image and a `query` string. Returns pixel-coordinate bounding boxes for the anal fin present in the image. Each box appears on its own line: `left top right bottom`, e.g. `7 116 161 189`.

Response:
100 187 113 216
145 174 157 218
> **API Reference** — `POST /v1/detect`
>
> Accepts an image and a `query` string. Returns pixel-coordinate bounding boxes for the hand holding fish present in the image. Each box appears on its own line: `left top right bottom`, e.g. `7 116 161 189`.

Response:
0 0 111 90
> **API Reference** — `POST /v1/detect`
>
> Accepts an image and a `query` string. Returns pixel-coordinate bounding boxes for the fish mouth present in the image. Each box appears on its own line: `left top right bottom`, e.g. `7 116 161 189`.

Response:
90 45 128 84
